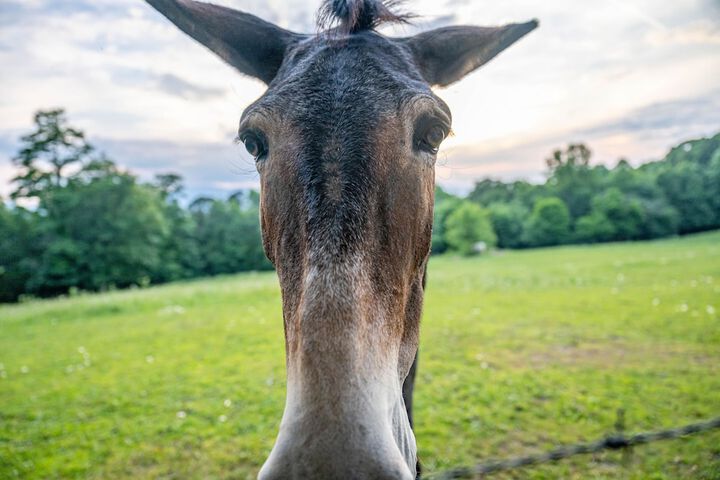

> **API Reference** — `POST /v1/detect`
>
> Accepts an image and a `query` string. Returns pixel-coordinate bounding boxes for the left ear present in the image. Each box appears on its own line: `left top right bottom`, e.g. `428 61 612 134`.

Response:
400 20 538 87
146 0 304 84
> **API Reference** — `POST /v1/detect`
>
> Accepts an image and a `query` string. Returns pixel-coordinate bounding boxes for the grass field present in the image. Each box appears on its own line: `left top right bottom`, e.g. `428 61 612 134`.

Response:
1 231 719 479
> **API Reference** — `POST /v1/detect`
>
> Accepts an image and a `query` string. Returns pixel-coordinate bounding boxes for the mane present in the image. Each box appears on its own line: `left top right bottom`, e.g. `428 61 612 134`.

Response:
317 0 413 34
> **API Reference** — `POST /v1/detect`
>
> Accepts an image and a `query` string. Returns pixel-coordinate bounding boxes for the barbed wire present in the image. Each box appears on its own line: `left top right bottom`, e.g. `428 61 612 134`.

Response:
425 415 720 479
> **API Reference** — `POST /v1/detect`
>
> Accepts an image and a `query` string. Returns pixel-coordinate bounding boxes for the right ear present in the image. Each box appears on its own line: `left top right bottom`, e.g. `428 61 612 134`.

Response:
146 0 305 84
400 20 538 88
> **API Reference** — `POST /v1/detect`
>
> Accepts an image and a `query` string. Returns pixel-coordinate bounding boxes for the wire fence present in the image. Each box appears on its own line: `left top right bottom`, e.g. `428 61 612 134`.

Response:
425 414 720 479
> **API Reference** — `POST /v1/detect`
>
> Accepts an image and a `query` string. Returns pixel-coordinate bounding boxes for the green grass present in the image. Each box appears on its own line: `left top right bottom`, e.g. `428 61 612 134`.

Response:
1 231 719 479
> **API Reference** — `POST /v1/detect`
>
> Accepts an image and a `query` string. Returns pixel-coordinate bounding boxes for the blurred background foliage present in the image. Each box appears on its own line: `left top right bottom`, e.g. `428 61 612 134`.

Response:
1 109 720 302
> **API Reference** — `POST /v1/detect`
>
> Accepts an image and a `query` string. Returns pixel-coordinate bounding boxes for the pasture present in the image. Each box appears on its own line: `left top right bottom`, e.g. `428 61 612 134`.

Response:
1 231 719 479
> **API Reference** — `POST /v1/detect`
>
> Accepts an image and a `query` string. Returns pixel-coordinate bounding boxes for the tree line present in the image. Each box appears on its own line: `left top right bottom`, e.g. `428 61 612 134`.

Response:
1 109 719 301
432 136 720 254
1 110 269 302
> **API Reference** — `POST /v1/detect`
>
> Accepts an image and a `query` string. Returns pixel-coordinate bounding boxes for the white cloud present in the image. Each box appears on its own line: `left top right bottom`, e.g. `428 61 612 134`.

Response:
0 0 718 199
645 20 720 46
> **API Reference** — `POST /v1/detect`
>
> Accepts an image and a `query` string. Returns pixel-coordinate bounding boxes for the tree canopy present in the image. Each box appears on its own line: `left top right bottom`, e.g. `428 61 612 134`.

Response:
1 110 271 302
2 110 719 301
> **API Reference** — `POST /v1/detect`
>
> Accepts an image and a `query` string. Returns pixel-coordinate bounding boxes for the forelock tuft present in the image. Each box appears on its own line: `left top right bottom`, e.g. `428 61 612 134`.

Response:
317 0 412 34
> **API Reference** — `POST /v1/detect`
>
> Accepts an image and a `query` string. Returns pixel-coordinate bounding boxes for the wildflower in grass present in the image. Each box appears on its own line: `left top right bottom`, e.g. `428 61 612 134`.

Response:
20 365 29 374
652 298 660 307
146 355 155 364
176 410 187 419
223 399 232 408
219 415 228 423
159 305 186 315
707 305 716 316
678 303 689 313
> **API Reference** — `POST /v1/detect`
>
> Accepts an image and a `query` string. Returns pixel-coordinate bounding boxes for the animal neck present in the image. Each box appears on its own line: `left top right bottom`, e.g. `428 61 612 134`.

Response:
261 253 417 479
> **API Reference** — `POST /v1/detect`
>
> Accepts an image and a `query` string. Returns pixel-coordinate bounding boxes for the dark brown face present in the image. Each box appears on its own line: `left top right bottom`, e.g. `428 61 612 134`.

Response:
240 31 449 368
145 1 536 478
239 33 449 478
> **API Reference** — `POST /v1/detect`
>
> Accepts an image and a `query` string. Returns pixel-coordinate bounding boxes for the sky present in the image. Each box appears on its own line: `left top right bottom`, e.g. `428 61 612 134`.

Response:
1 0 719 200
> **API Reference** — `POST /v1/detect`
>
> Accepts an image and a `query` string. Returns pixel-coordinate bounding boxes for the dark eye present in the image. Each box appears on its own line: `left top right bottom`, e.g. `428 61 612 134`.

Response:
416 123 448 154
425 125 446 150
241 131 267 160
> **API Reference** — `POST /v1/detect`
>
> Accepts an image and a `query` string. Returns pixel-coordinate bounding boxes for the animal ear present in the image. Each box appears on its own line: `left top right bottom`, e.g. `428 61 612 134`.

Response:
401 20 538 87
146 0 305 84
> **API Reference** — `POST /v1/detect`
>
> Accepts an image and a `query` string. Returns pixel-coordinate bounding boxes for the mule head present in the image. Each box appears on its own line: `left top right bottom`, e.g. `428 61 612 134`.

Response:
146 1 536 478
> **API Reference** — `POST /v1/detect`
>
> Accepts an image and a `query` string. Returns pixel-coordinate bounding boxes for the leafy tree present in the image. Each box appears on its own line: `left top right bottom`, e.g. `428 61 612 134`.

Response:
545 144 601 220
665 133 720 166
444 202 497 256
30 167 169 295
546 143 592 171
0 204 40 301
488 202 528 249
193 196 270 275
431 187 462 254
154 172 185 200
523 197 571 247
468 179 543 210
708 152 720 226
11 109 93 200
152 173 201 283
589 188 644 241
637 198 679 239
657 160 717 233
574 212 615 243
610 159 660 200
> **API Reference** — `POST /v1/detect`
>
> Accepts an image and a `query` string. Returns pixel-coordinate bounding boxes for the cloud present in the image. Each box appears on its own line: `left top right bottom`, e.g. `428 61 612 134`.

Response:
580 91 720 139
0 132 258 201
110 68 228 100
645 21 720 46
1 0 720 200
94 137 259 201
156 73 228 100
437 91 720 193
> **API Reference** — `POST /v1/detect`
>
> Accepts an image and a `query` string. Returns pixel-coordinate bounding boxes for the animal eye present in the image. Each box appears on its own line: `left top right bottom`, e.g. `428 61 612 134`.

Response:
425 125 446 150
417 124 447 154
241 131 267 159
